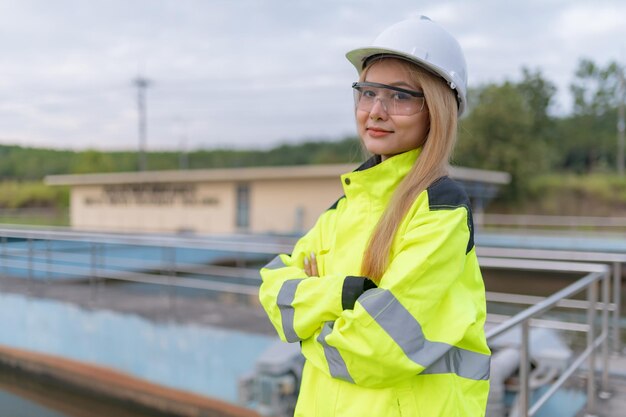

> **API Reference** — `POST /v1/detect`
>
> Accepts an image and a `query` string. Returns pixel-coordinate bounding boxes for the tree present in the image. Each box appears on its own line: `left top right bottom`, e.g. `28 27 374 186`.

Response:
560 58 621 172
70 150 117 174
571 59 620 115
517 67 557 139
455 80 552 200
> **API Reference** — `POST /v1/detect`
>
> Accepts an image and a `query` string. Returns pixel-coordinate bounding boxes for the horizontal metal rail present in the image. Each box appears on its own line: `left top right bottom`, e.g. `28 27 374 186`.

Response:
0 227 296 254
482 213 626 229
478 246 626 263
0 257 259 295
2 247 262 280
479 256 609 273
478 246 625 353
486 313 590 333
486 291 616 312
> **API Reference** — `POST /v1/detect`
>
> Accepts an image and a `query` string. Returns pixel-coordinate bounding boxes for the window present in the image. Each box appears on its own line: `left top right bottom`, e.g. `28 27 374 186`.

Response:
236 184 250 230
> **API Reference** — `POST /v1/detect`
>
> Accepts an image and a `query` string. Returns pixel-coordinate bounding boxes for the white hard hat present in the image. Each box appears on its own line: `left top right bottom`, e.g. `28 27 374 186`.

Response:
346 16 468 116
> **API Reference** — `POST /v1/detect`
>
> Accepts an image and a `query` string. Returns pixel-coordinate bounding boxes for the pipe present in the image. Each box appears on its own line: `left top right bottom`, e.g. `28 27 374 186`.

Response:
486 347 521 417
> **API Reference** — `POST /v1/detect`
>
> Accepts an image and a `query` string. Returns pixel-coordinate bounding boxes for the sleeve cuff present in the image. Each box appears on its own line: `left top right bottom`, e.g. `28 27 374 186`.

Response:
342 276 377 310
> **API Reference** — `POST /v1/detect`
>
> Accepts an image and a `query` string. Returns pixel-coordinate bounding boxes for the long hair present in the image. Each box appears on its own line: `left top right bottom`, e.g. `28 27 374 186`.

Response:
360 58 459 283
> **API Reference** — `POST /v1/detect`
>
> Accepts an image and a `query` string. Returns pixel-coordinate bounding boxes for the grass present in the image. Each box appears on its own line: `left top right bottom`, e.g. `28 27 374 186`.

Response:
491 173 626 216
0 212 69 227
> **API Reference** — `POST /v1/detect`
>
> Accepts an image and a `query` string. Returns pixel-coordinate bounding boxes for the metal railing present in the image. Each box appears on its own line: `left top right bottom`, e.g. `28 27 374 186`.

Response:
481 257 611 417
478 246 625 353
0 227 293 298
0 227 618 416
480 213 626 231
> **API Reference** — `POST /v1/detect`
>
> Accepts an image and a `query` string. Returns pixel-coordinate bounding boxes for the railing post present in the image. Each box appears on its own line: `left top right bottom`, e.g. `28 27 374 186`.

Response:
90 242 97 302
586 280 597 416
163 245 177 315
98 243 106 293
1 235 6 275
45 238 52 284
27 238 34 294
613 262 623 354
600 270 611 398
519 320 530 417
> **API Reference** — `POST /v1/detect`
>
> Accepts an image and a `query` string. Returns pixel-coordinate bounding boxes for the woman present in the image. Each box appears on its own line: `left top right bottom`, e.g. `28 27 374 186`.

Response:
259 16 490 417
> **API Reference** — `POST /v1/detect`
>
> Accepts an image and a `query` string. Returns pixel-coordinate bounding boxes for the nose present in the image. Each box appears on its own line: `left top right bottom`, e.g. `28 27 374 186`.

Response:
369 98 389 120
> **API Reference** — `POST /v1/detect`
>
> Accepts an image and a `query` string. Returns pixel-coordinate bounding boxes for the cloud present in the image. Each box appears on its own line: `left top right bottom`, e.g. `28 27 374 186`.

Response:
556 3 625 38
0 0 623 150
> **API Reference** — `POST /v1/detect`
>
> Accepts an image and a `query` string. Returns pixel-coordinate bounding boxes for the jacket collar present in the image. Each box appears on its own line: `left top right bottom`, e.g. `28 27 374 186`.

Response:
341 148 421 201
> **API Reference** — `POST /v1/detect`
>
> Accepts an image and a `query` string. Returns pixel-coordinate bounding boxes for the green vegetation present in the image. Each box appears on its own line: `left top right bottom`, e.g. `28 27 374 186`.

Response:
0 181 70 226
489 174 626 216
0 137 365 181
0 181 69 209
453 58 624 213
0 210 69 227
0 57 624 220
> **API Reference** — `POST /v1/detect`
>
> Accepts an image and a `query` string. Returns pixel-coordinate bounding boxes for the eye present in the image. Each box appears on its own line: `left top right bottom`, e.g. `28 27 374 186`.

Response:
361 89 377 98
392 92 413 101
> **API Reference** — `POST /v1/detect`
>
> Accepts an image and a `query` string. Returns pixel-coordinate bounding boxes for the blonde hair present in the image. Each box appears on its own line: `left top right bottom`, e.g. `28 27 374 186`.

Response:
360 58 459 283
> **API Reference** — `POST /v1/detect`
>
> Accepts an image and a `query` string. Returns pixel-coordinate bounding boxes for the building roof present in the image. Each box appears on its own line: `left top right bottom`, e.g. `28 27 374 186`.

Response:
45 163 510 186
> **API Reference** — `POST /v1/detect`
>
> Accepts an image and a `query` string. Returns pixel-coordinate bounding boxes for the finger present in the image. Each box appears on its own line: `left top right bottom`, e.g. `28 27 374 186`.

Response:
310 252 319 277
304 256 311 276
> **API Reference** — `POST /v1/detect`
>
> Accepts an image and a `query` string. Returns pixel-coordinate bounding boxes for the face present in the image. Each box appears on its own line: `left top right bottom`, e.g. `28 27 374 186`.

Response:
356 59 429 161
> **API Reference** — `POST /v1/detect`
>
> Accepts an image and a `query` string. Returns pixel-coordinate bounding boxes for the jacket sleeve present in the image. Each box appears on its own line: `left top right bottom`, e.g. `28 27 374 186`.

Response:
299 205 490 388
259 208 374 343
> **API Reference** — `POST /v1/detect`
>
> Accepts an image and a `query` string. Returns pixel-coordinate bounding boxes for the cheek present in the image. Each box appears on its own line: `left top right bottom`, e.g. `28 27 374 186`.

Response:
408 115 429 140
356 110 368 132
412 126 428 147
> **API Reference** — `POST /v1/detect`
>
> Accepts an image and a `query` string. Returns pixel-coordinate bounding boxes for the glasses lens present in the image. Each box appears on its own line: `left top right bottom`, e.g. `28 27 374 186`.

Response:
352 83 425 115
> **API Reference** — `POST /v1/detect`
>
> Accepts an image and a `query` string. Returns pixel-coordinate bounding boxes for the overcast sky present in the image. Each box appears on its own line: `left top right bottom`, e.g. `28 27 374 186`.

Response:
0 0 624 151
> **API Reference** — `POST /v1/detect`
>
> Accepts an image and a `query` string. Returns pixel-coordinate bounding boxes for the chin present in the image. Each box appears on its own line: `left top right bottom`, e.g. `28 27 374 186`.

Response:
362 139 386 155
364 146 386 157
365 145 395 157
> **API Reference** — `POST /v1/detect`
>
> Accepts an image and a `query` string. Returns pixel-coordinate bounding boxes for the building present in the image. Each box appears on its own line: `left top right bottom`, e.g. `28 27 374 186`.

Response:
45 164 509 235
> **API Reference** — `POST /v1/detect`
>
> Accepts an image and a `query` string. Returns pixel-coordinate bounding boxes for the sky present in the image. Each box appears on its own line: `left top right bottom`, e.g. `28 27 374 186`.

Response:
0 0 624 151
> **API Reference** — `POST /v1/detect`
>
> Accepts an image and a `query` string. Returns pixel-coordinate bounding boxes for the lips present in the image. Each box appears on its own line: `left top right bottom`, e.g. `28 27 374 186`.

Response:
366 126 393 138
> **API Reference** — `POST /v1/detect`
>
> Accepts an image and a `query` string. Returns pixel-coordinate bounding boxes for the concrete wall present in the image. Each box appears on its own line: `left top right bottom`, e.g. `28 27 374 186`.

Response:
251 178 343 234
71 182 236 234
69 178 344 234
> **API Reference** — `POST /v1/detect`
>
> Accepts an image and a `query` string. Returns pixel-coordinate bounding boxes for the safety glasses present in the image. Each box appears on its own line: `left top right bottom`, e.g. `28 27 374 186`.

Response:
352 82 426 115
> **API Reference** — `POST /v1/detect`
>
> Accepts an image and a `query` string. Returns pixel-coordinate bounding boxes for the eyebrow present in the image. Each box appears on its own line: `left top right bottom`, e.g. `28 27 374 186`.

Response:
364 79 420 90
389 81 420 89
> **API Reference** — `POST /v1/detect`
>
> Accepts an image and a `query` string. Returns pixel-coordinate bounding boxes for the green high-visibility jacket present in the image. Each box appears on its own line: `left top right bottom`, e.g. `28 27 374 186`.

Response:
259 149 490 417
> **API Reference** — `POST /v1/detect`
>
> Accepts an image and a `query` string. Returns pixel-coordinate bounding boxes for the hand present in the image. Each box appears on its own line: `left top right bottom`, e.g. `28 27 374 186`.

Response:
303 252 319 277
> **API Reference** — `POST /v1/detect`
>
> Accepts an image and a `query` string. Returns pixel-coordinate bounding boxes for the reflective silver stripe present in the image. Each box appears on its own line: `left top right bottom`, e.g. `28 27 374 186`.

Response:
317 321 354 383
421 346 491 380
359 288 490 381
264 255 286 270
277 279 304 342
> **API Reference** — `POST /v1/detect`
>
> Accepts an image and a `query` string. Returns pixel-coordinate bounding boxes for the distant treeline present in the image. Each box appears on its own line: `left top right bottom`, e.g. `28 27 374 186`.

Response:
0 137 365 181
0 57 624 208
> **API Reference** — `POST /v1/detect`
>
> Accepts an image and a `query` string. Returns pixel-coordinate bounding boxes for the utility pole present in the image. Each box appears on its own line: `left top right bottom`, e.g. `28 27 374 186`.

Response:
133 76 151 171
179 134 189 170
618 64 625 176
